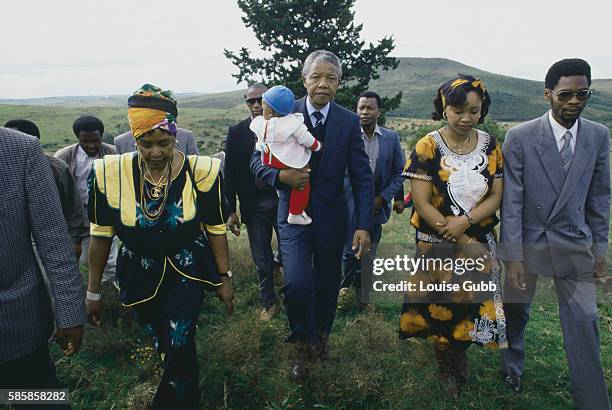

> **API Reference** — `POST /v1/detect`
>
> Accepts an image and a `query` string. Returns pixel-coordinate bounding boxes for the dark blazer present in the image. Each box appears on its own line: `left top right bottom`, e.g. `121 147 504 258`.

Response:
250 98 374 241
0 128 86 363
345 126 405 227
225 117 264 223
46 155 84 244
501 113 610 277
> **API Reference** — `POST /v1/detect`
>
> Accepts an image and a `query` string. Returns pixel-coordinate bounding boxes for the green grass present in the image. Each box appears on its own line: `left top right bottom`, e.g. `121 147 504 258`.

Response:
1 96 608 408
49 209 611 409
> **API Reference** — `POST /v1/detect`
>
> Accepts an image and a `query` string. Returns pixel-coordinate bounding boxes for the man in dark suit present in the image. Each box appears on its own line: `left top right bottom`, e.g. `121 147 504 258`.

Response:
250 50 374 381
340 91 405 307
225 83 282 321
0 127 86 394
500 59 610 409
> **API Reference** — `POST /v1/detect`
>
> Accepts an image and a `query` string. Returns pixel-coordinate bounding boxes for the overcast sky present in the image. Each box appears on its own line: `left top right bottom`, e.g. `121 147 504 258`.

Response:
2 0 610 98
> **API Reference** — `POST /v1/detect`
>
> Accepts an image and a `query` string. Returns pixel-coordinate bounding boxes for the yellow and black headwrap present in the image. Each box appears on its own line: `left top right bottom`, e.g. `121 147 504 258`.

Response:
127 84 178 139
435 74 491 122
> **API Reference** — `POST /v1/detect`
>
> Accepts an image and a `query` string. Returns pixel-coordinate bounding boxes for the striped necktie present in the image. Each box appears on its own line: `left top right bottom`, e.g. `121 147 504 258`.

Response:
559 130 573 174
312 111 325 142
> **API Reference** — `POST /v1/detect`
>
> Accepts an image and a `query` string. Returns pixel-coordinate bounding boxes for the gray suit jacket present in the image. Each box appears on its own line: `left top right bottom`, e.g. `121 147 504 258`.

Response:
114 127 199 155
501 112 610 277
0 128 86 363
345 126 405 227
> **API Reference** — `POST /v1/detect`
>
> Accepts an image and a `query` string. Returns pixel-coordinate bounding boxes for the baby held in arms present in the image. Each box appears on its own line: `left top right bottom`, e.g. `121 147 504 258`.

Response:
250 85 322 225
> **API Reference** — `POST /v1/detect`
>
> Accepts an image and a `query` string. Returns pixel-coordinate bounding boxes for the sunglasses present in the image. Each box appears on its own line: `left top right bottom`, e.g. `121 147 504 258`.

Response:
245 97 263 105
548 89 593 102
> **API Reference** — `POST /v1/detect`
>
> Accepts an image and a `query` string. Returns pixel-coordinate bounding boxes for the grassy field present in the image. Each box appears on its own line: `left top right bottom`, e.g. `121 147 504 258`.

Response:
1 99 608 408
47 205 611 409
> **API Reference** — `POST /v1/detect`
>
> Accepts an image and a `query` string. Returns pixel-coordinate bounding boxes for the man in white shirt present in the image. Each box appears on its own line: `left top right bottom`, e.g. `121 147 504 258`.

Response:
55 116 118 282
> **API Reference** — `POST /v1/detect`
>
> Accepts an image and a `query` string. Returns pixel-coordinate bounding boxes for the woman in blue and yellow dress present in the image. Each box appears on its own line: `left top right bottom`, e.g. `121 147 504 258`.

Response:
85 84 233 409
399 75 507 398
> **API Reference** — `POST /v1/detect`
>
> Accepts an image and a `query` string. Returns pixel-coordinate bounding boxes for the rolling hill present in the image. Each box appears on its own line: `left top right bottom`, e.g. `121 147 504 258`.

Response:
1 58 610 150
153 58 612 124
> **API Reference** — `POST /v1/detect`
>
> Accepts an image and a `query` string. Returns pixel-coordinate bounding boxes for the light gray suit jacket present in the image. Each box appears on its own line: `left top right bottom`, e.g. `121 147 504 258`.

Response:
114 127 199 155
501 112 610 277
0 128 86 363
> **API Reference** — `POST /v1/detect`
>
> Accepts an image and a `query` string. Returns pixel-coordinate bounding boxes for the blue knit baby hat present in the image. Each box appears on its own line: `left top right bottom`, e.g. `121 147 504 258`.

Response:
262 85 295 116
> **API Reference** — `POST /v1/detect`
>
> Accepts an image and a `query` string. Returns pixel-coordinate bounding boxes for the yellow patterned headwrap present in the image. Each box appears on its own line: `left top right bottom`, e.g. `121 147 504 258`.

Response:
127 84 178 139
440 75 488 109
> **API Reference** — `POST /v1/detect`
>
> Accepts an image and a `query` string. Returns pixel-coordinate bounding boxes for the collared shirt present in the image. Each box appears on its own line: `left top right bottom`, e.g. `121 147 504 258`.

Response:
361 125 382 174
75 145 95 225
306 97 331 126
548 110 578 154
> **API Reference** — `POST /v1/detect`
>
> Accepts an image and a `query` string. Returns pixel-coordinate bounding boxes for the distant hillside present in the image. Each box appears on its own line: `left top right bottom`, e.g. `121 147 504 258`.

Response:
0 93 208 107
369 58 612 124
593 78 612 93
1 58 610 125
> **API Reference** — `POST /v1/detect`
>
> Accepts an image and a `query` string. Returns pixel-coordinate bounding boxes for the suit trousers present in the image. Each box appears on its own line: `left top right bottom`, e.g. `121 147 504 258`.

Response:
246 195 280 308
501 271 609 410
0 346 69 409
280 222 344 346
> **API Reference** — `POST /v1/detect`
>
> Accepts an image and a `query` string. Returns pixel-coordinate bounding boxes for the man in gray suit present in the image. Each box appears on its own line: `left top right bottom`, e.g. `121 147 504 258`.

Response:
340 91 404 307
0 127 86 392
55 116 117 282
114 127 199 155
500 59 610 409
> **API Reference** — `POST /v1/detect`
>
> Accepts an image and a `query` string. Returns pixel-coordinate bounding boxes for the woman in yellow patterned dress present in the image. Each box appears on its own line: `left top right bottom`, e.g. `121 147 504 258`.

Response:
399 75 507 398
85 84 234 408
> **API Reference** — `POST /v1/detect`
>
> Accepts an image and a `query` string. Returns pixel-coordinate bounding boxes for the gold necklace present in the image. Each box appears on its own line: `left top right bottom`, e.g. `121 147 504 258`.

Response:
143 160 169 184
142 159 170 200
443 127 472 154
138 157 173 221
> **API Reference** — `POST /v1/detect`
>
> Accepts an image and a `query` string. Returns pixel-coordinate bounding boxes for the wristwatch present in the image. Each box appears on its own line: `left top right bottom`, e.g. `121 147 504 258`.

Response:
219 270 233 278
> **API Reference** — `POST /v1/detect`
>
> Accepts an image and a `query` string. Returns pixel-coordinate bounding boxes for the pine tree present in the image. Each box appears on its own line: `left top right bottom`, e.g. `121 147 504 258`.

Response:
224 0 402 119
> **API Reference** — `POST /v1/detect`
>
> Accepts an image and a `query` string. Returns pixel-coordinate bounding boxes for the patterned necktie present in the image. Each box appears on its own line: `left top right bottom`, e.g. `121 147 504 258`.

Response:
559 130 573 174
312 111 325 141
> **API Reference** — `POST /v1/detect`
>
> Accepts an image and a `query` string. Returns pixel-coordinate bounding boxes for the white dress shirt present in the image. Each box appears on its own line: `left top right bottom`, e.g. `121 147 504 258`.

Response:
548 110 578 154
361 125 381 174
306 97 331 126
74 145 95 226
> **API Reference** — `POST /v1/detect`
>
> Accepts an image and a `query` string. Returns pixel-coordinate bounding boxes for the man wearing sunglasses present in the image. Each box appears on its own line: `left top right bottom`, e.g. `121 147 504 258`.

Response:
501 58 610 409
225 83 283 321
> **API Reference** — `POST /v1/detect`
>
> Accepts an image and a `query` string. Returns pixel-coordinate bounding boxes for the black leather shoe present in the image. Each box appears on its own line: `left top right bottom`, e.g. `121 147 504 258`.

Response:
504 375 521 392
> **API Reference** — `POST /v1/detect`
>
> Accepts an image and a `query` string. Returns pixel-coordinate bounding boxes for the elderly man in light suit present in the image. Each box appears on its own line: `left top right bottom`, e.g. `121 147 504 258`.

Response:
0 127 86 393
500 59 610 409
114 127 199 155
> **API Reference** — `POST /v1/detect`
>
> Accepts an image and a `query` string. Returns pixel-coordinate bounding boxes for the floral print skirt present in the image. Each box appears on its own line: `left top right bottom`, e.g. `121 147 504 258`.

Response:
399 231 507 350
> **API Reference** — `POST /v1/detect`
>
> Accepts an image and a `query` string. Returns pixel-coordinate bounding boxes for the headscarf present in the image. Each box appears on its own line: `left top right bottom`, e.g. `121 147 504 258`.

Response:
438 74 490 110
127 84 178 139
